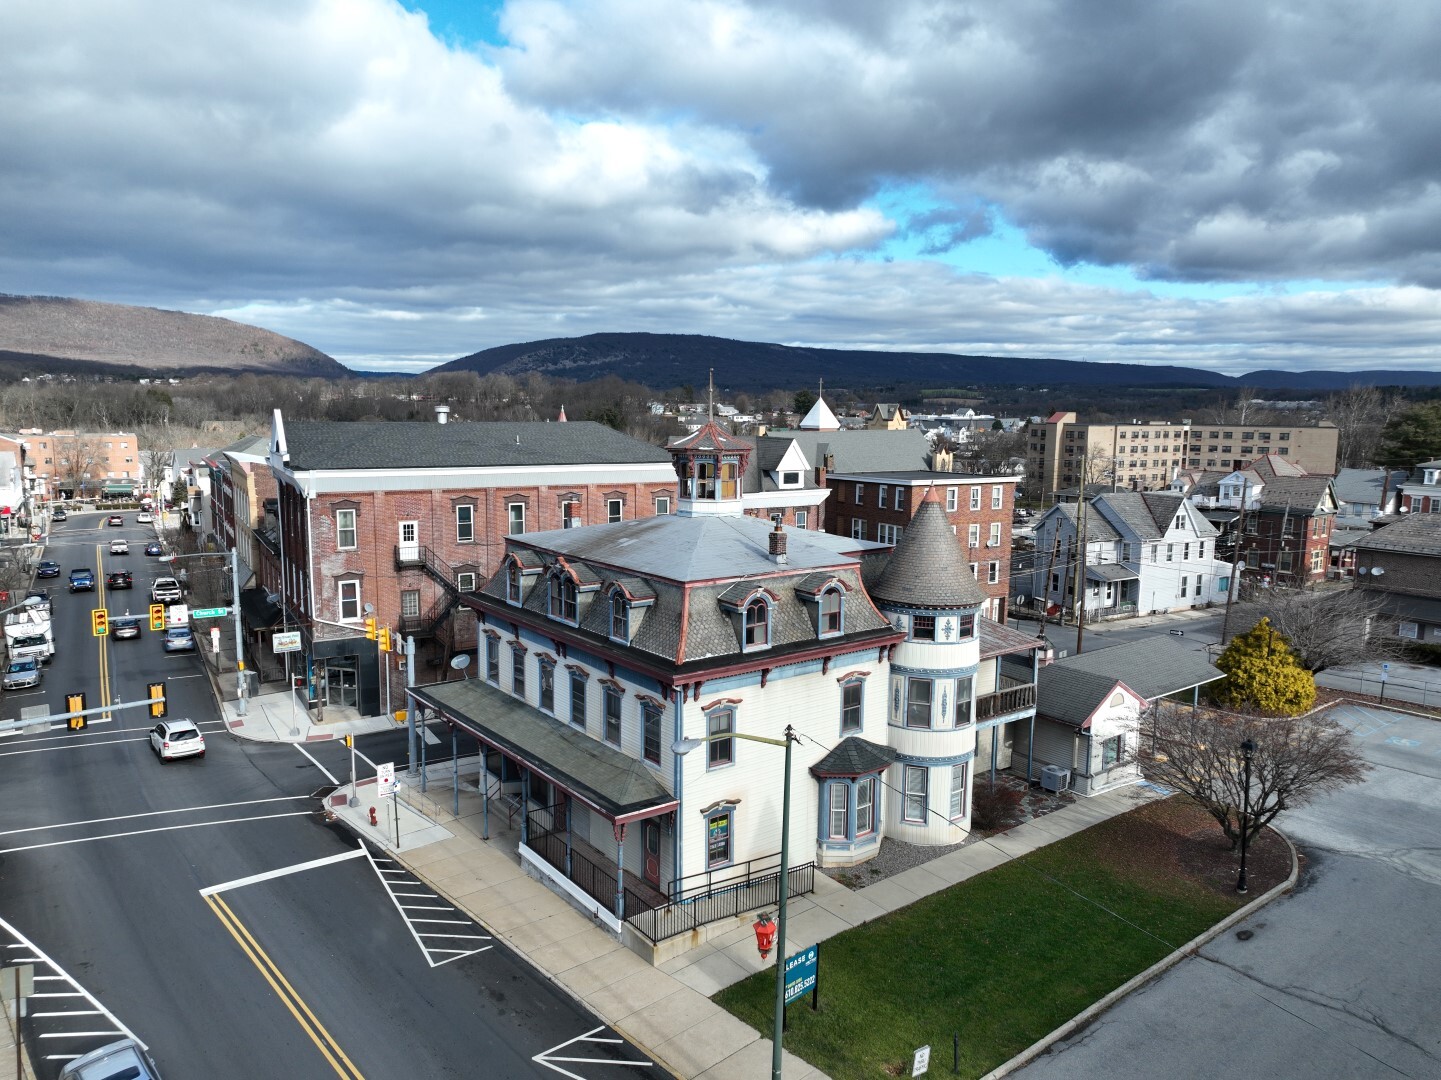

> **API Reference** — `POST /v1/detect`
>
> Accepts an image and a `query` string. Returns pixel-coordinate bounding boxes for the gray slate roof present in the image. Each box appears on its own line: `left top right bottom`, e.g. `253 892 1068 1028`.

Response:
759 428 933 473
1095 491 1171 540
809 737 896 778
1037 667 1126 728
1047 503 1121 543
411 679 675 819
1255 476 1335 513
1348 514 1441 556
280 420 673 471
871 495 987 609
1049 637 1225 702
1332 468 1406 508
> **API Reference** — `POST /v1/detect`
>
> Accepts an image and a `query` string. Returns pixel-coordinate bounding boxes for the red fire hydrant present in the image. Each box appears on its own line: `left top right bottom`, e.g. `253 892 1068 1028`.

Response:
753 912 777 960
368 806 379 826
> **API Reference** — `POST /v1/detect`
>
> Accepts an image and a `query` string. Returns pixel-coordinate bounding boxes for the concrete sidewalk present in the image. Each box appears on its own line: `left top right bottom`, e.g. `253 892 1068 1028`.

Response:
220 691 1164 1080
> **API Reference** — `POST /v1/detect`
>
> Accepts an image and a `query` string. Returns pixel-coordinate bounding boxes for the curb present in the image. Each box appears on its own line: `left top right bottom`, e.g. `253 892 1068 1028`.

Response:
979 826 1301 1080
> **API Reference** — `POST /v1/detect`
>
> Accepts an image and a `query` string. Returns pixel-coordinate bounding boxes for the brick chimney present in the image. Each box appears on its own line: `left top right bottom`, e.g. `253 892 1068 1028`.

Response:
769 521 788 564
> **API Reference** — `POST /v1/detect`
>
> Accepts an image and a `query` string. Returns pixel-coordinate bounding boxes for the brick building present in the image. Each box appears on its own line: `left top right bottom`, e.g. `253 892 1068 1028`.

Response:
12 428 145 499
827 471 1019 621
265 409 676 717
1236 476 1337 587
1350 515 1441 643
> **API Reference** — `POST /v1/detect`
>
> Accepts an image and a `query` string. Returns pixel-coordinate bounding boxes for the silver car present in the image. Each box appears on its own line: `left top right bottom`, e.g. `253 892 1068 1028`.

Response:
2 657 42 691
58 1038 163 1079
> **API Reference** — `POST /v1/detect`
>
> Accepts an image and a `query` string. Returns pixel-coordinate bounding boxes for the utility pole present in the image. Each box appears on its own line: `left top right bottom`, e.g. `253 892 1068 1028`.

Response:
1219 478 1250 647
1036 524 1063 640
1072 455 1091 654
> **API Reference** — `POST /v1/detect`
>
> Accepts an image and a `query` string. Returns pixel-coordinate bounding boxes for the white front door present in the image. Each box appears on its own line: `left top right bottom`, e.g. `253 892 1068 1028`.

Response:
398 520 419 562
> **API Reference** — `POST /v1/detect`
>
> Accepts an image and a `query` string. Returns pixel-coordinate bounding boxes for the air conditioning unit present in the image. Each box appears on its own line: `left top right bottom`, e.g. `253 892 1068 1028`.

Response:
563 517 584 529
986 540 1000 547
1040 765 1071 793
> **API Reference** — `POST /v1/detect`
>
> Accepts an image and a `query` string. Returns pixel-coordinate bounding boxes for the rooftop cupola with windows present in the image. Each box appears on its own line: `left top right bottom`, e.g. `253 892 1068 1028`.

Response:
667 420 753 517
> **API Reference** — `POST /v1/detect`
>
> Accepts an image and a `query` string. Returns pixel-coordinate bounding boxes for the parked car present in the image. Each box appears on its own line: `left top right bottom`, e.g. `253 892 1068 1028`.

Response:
107 515 124 526
151 576 182 603
163 626 195 653
24 589 52 611
2 657 42 691
111 614 143 640
50 508 67 522
136 511 154 524
109 539 129 555
58 1037 163 1079
107 570 133 590
145 542 164 557
68 568 95 592
150 718 204 760
36 560 60 578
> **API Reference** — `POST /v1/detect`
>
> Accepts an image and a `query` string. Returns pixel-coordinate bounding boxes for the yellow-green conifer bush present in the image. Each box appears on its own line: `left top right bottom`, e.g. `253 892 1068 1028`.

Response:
1211 617 1316 716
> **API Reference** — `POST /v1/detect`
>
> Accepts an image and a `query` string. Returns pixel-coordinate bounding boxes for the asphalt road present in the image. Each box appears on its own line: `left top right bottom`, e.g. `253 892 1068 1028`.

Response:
0 513 662 1080
1011 703 1441 1080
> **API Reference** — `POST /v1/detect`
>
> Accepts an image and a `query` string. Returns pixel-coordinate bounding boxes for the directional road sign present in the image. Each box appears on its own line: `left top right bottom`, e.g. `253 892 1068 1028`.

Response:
190 606 230 619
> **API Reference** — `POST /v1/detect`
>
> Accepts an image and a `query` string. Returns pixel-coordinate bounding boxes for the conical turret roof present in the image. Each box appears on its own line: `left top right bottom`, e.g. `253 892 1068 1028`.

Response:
870 488 987 609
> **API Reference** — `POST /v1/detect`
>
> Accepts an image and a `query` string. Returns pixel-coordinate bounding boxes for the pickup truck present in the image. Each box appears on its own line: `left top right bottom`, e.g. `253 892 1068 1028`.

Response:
68 568 95 592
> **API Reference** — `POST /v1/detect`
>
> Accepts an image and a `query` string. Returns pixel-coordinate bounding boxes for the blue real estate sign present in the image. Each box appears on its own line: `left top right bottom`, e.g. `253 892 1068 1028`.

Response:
783 945 819 1006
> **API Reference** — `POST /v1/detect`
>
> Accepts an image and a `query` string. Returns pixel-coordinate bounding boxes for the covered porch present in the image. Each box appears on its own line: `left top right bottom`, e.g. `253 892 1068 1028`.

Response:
409 680 679 935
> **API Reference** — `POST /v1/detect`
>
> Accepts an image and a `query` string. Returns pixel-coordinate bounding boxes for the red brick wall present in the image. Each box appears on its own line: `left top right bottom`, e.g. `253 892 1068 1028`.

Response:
1239 511 1331 583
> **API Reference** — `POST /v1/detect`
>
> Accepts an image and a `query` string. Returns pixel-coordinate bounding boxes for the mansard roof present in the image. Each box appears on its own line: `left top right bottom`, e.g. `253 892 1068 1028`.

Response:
667 420 751 454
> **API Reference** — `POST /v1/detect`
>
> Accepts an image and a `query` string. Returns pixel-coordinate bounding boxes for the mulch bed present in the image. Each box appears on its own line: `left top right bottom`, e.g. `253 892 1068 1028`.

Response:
1096 795 1293 898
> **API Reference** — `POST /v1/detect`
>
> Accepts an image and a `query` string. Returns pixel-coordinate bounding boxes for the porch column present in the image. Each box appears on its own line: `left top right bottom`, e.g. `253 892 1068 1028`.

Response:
520 770 530 846
565 799 573 876
481 745 490 841
614 823 627 921
419 710 428 793
452 726 459 817
990 726 998 785
1027 713 1035 783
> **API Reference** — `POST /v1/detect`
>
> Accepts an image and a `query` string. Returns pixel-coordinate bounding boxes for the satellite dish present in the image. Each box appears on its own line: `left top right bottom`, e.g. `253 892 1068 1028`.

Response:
265 592 280 605
449 654 472 679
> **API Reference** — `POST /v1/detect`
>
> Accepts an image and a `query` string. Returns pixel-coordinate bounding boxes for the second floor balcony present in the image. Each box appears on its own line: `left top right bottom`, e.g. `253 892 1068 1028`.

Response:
975 677 1036 721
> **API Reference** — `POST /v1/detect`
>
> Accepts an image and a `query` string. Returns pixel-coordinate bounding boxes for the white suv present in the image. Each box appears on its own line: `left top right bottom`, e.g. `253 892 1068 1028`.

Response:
150 719 205 761
151 576 182 603
109 539 129 555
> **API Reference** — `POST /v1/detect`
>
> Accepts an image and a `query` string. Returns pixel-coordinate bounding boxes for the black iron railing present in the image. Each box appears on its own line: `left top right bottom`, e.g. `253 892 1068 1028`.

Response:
627 863 815 944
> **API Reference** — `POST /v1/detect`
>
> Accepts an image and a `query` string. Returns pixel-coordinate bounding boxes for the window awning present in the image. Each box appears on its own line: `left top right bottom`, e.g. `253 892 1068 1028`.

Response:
410 679 678 825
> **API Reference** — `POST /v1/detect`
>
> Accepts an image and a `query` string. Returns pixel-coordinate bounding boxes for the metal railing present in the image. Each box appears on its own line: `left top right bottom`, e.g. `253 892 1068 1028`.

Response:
627 862 816 944
393 544 461 597
523 804 665 919
975 682 1036 720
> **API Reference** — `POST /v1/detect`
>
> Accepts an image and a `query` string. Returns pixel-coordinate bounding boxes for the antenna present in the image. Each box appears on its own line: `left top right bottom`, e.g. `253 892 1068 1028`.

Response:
707 369 714 421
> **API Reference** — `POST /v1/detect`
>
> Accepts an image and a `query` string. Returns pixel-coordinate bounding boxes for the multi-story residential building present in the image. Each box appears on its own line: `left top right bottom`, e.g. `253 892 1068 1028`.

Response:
1182 419 1338 476
1350 515 1441 643
205 436 277 587
827 471 1019 622
1029 491 1231 619
265 409 677 717
11 428 145 499
1395 459 1441 514
404 478 1041 947
1235 476 1338 587
1027 412 1340 497
1332 467 1406 525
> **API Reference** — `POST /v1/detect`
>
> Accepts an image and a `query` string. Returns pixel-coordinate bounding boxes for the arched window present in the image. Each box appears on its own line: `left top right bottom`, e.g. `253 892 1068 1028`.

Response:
744 599 769 649
549 572 578 623
819 588 843 637
506 562 523 605
609 590 629 641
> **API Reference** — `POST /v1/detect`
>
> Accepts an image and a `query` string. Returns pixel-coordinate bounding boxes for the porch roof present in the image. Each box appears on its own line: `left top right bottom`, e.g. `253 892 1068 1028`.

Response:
1084 563 1138 582
409 679 678 825
979 617 1044 660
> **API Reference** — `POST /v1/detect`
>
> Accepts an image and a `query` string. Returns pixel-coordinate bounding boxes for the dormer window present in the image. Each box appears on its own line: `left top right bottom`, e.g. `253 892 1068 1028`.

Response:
820 589 843 637
744 600 770 650
548 572 578 623
506 562 524 605
781 471 801 487
610 590 629 641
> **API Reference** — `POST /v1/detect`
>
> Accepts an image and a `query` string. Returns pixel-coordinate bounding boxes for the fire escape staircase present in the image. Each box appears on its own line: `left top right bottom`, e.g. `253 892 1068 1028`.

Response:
394 545 480 666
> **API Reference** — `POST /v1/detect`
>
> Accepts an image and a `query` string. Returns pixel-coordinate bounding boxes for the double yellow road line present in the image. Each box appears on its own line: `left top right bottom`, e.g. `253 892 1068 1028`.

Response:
203 893 366 1079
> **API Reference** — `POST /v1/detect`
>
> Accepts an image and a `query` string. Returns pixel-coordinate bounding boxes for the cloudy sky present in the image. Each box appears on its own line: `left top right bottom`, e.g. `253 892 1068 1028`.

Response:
5 0 1441 376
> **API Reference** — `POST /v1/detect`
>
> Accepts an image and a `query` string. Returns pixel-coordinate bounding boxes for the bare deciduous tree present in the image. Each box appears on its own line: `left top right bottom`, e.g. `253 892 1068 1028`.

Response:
1143 702 1371 849
1232 588 1404 672
1326 385 1406 469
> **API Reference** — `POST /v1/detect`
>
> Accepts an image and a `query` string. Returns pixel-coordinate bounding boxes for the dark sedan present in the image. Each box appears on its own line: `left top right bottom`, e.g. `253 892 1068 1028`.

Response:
36 560 60 578
107 570 134 590
145 542 164 557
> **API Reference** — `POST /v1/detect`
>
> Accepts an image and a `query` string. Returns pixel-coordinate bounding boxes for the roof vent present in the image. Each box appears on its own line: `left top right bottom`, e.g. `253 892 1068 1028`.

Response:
434 405 450 425
769 522 788 564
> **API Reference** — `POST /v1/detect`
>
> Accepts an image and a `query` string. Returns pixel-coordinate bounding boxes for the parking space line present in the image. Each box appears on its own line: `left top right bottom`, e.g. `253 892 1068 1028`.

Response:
202 847 367 896
361 848 492 967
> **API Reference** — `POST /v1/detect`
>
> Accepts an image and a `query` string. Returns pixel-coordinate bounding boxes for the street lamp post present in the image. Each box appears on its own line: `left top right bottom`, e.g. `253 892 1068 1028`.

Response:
1237 737 1255 894
674 725 796 1080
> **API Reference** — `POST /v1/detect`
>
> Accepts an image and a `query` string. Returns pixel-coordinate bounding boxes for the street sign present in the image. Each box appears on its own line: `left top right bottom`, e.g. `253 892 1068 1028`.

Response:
191 606 230 619
272 631 302 653
783 944 819 1006
377 761 398 797
911 1045 930 1077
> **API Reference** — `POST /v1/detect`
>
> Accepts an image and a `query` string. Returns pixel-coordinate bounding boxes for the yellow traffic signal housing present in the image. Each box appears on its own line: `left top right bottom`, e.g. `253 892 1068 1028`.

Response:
148 682 166 718
67 692 87 730
91 608 108 637
378 627 391 652
364 617 377 641
149 603 166 631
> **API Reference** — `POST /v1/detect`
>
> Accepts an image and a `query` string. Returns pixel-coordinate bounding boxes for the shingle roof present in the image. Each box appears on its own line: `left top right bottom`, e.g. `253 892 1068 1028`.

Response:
1255 476 1335 513
280 420 673 471
1140 493 1186 531
759 428 934 473
1096 491 1167 540
668 420 751 454
1048 503 1121 544
1332 468 1406 507
1085 563 1138 582
809 737 896 777
1049 637 1225 702
871 494 987 609
1247 454 1308 480
1037 667 1126 727
979 618 1044 659
1348 514 1441 556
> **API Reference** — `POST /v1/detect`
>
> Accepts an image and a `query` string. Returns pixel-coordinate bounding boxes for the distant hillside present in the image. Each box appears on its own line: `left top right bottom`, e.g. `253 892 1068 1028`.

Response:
433 332 1441 392
0 295 346 379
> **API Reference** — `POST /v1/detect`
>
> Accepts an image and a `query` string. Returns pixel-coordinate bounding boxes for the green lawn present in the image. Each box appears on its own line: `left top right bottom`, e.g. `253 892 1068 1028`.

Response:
713 799 1245 1079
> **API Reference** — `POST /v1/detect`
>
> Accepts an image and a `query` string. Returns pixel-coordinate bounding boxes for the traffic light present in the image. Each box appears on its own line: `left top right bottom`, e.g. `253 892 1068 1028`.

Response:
149 603 166 631
67 692 87 730
378 626 391 652
364 616 377 641
91 608 108 637
148 682 166 718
